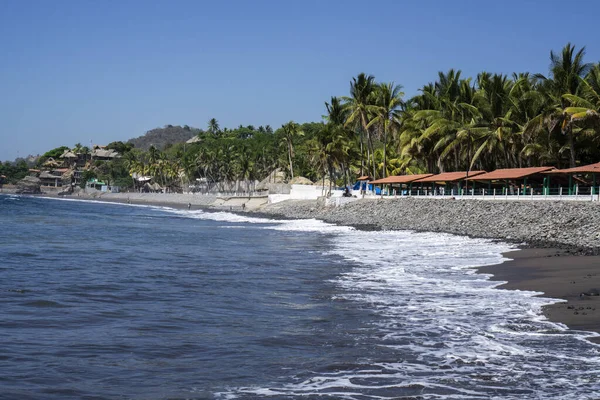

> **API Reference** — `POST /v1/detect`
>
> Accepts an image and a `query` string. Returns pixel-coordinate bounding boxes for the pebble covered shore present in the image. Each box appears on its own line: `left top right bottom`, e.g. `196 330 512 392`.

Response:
256 198 600 254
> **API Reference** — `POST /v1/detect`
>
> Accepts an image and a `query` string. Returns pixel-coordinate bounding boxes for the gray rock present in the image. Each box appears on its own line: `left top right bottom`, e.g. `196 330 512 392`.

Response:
16 176 41 194
255 198 600 254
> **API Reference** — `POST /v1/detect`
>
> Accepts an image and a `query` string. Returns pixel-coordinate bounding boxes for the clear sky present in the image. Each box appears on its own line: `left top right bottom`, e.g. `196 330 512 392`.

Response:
1 0 600 161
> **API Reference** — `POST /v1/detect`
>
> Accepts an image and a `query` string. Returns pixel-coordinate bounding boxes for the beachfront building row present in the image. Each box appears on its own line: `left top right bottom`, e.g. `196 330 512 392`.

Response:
365 163 600 198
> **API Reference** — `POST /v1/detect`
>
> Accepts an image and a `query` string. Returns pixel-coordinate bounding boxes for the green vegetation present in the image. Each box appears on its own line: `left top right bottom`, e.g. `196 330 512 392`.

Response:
6 43 600 191
0 160 29 184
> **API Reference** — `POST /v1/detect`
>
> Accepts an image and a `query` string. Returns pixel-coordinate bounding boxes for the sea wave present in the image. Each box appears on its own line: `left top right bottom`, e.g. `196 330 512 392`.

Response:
209 213 600 399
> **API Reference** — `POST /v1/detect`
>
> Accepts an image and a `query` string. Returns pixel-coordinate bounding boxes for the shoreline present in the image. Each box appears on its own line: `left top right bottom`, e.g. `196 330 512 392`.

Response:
8 192 600 341
481 248 600 343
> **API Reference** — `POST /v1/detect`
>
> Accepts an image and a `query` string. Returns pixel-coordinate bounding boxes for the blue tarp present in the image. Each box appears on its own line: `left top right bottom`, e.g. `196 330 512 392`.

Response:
352 181 381 194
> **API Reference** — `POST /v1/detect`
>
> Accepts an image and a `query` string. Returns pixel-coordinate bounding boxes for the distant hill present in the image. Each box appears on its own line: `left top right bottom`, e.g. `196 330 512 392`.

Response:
127 125 202 150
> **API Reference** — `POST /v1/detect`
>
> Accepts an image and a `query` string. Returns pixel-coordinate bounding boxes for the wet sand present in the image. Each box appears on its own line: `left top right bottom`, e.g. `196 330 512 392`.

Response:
480 248 600 342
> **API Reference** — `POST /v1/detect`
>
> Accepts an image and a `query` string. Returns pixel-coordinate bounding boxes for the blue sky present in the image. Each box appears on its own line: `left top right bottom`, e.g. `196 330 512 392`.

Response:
1 0 600 161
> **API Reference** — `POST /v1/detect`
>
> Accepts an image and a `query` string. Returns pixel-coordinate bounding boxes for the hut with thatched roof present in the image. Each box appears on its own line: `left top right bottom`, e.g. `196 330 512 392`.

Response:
42 157 61 169
289 176 313 185
256 169 289 194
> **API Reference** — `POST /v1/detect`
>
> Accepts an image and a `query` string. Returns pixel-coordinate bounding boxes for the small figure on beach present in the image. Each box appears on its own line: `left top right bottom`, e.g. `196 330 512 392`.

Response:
127 197 130 204
242 203 246 211
188 202 191 210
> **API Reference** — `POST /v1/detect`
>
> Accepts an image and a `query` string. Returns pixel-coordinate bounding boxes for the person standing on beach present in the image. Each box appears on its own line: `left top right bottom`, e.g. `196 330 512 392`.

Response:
188 203 191 210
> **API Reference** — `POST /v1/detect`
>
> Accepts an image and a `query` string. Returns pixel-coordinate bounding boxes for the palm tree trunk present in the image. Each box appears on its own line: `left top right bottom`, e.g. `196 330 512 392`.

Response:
568 128 576 168
383 125 388 178
328 161 333 196
287 142 294 179
367 129 376 179
359 129 365 176
365 131 371 178
341 162 348 187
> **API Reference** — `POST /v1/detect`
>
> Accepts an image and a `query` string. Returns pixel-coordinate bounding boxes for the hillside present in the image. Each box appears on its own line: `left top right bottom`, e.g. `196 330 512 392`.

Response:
127 125 202 150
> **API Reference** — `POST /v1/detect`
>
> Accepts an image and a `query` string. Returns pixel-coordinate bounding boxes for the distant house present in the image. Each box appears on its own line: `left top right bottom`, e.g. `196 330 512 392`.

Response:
91 145 120 161
39 168 69 187
60 150 79 167
86 178 106 190
59 145 120 168
86 178 120 193
73 170 83 186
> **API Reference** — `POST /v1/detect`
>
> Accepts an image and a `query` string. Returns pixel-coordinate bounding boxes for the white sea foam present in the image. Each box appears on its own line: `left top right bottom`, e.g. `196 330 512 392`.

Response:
210 214 600 399
167 208 276 224
1 194 21 200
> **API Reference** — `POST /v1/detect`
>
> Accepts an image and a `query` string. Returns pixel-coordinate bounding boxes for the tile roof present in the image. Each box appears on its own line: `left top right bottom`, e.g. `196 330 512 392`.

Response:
370 174 434 184
414 171 486 183
465 167 554 181
544 162 600 174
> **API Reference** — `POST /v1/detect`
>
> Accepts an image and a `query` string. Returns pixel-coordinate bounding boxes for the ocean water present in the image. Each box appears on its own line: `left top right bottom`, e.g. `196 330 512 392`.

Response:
1 195 599 400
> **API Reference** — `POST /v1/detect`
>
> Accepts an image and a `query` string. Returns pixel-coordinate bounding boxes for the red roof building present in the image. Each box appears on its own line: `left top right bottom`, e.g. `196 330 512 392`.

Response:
465 167 555 181
414 171 486 183
370 174 434 185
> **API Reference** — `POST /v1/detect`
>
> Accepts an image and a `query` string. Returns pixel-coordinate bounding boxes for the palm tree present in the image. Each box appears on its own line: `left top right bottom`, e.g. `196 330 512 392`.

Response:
208 118 220 137
534 43 592 167
73 143 83 154
564 64 600 129
325 97 354 184
344 73 376 177
367 82 404 177
325 96 348 126
281 121 303 179
468 73 518 170
405 71 480 172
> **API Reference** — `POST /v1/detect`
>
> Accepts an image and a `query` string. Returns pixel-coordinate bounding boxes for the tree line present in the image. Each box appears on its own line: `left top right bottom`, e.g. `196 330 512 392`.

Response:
4 43 600 191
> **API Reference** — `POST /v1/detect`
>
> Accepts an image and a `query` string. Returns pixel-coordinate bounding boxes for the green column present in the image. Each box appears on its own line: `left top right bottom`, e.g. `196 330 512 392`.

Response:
568 175 573 195
410 182 413 195
593 173 597 195
523 178 527 195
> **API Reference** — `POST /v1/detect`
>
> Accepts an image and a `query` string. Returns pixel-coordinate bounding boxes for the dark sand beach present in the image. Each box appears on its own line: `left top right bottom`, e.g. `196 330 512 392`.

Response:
480 248 600 342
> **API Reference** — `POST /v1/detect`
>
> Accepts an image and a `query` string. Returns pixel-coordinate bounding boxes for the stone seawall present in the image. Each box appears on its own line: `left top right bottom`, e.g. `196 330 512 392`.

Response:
256 198 600 253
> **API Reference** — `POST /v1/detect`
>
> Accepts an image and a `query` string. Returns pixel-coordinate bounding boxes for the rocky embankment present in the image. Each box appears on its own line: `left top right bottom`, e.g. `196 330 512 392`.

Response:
256 198 600 253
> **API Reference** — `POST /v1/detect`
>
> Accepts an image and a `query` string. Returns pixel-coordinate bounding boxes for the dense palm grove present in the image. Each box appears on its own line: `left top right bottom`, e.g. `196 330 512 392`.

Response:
3 43 600 190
